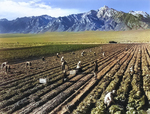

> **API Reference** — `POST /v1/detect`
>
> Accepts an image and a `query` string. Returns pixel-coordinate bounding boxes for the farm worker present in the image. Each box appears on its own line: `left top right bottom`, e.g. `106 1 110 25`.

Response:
61 61 69 71
63 70 67 82
93 60 98 79
102 52 105 57
57 53 59 58
61 56 65 62
76 61 82 73
42 56 45 61
104 90 116 107
81 51 85 56
1 62 7 69
61 56 69 71
5 65 10 72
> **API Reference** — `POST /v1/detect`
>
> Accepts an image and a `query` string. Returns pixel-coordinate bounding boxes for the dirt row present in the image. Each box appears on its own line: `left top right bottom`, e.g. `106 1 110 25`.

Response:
0 44 150 114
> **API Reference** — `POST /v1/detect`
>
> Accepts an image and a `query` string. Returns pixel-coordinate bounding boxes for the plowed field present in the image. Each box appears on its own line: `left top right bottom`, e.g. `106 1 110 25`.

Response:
0 44 150 114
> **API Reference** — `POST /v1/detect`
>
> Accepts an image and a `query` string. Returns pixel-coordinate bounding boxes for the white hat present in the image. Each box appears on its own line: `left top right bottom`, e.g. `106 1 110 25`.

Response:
112 90 116 94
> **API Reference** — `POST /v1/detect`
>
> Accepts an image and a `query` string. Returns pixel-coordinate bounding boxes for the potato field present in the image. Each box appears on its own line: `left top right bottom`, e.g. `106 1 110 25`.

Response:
0 44 150 114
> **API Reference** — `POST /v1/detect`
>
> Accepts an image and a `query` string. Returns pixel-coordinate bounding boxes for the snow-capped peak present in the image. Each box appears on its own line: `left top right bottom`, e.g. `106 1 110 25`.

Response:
129 11 149 18
41 15 55 20
97 5 118 18
99 5 109 11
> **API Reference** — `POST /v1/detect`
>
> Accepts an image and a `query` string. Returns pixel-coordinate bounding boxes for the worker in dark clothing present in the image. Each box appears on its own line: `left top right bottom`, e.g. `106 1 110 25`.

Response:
61 61 69 71
42 56 45 61
61 56 69 71
63 70 68 82
93 60 98 79
61 61 65 71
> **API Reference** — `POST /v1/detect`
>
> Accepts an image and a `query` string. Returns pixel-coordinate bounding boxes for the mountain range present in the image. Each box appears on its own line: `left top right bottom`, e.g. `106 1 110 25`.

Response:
0 6 150 33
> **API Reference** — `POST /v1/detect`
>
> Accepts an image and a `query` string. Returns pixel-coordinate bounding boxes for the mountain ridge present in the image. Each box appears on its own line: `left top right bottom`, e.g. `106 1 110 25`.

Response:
0 6 150 33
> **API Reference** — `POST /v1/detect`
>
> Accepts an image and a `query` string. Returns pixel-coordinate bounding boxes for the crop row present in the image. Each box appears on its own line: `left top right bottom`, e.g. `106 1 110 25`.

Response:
15 45 128 114
71 44 150 114
0 44 130 113
73 45 135 114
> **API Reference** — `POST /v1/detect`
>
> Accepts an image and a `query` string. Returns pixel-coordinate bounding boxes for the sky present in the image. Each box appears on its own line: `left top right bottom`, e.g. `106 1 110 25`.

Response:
0 0 150 20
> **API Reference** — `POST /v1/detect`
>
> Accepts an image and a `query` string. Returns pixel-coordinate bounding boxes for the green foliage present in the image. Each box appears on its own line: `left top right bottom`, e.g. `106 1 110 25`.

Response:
0 44 100 62
115 13 143 29
123 13 139 28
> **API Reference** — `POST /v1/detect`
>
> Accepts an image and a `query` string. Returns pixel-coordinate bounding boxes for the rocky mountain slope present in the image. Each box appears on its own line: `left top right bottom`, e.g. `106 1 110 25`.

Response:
0 6 150 33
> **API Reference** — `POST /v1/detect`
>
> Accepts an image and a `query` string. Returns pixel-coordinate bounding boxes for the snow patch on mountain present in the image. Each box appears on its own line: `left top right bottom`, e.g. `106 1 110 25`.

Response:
97 5 119 19
129 11 149 18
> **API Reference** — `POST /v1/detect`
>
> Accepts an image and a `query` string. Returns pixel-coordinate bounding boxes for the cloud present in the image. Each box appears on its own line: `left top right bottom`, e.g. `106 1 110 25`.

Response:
0 0 81 20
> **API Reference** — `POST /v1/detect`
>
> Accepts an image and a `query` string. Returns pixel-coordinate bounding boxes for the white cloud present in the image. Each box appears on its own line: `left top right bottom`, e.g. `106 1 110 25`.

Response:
0 0 81 20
